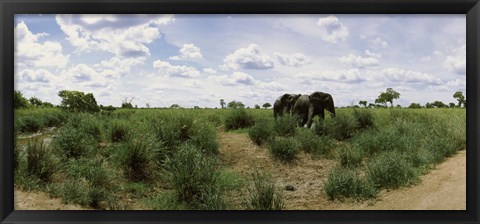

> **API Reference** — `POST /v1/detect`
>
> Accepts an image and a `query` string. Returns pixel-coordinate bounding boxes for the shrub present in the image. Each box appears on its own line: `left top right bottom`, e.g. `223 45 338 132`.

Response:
248 120 274 146
25 140 59 183
164 144 226 209
205 113 223 127
337 145 363 168
109 120 130 143
353 109 375 130
189 123 219 155
224 109 255 130
247 171 284 210
324 168 377 200
274 113 298 137
53 125 96 159
152 114 197 150
267 137 299 162
115 134 162 182
366 151 418 189
296 129 335 158
314 114 358 141
19 116 43 133
60 158 118 209
80 115 104 142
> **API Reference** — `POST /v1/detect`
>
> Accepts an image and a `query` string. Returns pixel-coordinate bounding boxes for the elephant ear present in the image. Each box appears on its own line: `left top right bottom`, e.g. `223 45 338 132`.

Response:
292 94 301 103
280 94 291 104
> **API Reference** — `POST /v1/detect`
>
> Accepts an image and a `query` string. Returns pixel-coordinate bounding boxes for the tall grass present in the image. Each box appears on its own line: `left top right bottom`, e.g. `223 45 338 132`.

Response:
366 151 418 189
25 140 59 183
296 128 335 158
267 137 299 162
248 120 274 146
224 108 255 130
324 167 377 200
247 171 284 210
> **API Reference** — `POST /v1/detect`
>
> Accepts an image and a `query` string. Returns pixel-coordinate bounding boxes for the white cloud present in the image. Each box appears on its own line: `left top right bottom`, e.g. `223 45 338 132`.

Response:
339 54 379 68
443 44 466 75
55 14 174 57
18 69 59 83
382 68 443 85
316 16 349 43
296 69 367 83
222 44 274 70
203 68 217 74
274 52 310 67
170 43 203 61
421 56 431 62
364 50 382 59
209 72 256 86
15 21 69 68
153 60 200 78
361 35 388 48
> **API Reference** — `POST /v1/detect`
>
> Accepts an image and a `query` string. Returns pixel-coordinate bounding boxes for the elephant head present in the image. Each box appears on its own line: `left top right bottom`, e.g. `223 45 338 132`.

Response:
281 93 301 113
309 92 336 118
274 93 301 119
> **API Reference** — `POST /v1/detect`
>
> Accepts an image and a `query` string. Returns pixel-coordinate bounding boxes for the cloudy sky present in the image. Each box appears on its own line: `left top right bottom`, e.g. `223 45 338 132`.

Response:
14 14 466 108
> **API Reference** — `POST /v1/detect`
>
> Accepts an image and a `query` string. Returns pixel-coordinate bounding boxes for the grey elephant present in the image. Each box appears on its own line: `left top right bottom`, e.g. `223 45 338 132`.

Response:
273 93 301 120
293 92 335 128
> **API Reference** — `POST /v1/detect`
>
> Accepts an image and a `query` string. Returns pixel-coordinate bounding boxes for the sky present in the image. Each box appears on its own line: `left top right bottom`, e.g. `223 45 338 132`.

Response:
14 14 466 108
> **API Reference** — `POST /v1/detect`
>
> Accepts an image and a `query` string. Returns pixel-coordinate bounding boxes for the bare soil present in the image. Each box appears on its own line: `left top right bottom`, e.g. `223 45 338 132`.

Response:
14 131 466 210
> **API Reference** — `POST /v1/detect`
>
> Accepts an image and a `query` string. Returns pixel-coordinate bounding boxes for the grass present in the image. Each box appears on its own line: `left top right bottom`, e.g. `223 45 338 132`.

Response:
52 125 96 159
224 108 255 131
247 171 284 210
296 128 336 158
248 119 274 145
267 137 299 162
274 113 298 137
25 140 59 183
366 151 418 189
324 167 378 200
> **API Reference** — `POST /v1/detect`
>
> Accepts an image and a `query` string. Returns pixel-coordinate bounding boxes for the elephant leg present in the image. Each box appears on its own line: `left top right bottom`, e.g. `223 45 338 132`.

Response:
320 110 325 120
306 106 315 128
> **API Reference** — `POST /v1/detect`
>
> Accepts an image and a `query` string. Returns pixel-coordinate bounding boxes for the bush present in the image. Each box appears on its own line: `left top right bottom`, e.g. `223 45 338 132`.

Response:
115 134 162 182
324 168 378 200
189 123 219 155
80 115 104 142
109 120 130 143
337 145 363 168
247 171 284 210
296 129 336 157
353 109 375 130
53 125 96 159
314 114 358 141
25 140 59 183
151 114 197 150
224 109 255 130
60 158 118 209
19 116 43 133
267 137 299 162
248 120 274 146
274 113 298 137
164 144 226 209
366 151 418 189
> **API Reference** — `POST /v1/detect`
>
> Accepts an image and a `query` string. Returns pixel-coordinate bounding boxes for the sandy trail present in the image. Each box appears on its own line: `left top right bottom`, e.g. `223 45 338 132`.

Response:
14 131 466 210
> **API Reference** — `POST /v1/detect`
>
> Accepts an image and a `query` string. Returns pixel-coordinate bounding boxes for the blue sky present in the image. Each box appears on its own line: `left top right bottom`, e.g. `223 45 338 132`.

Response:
14 14 466 108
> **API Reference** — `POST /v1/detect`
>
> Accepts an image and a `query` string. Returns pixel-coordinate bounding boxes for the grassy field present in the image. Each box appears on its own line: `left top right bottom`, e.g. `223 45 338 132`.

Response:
14 107 466 210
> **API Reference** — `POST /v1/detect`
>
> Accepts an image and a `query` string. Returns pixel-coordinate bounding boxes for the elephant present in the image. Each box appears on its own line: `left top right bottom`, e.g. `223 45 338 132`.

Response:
292 92 335 128
273 93 301 120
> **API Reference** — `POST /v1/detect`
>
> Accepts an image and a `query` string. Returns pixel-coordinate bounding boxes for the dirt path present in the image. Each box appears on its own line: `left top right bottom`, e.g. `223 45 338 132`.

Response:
218 131 466 210
15 131 466 210
15 188 88 210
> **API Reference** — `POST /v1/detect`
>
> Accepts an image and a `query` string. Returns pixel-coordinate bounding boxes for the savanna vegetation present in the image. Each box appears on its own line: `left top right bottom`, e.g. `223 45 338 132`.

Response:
14 89 466 210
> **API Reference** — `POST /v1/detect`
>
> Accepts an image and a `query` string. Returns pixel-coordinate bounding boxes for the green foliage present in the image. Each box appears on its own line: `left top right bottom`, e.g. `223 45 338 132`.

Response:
337 145 363 168
53 125 96 159
224 108 255 130
274 113 298 137
408 103 422 109
58 90 100 113
248 120 274 145
109 120 130 143
227 101 245 109
315 113 358 140
262 103 272 109
189 123 219 155
247 171 284 210
29 97 43 107
115 134 163 182
14 90 30 109
453 91 465 107
164 144 226 209
25 140 59 183
366 151 418 189
296 128 335 157
267 137 299 162
375 88 400 107
353 109 375 130
324 168 377 200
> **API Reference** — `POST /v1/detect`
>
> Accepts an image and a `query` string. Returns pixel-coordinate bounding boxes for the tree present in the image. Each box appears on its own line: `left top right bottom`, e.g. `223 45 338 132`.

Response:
408 103 422 109
121 97 134 109
376 88 400 107
146 103 150 109
220 99 226 109
359 100 367 108
58 90 100 113
425 102 434 108
14 90 29 109
254 104 261 109
368 103 375 108
42 102 54 108
29 97 43 107
432 101 447 108
227 101 244 109
170 104 180 109
262 102 272 109
449 102 456 108
453 91 465 108
194 106 200 109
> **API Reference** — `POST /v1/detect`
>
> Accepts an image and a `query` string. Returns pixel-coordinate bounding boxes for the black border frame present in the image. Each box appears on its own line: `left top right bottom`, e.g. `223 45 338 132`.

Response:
1 0 479 223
